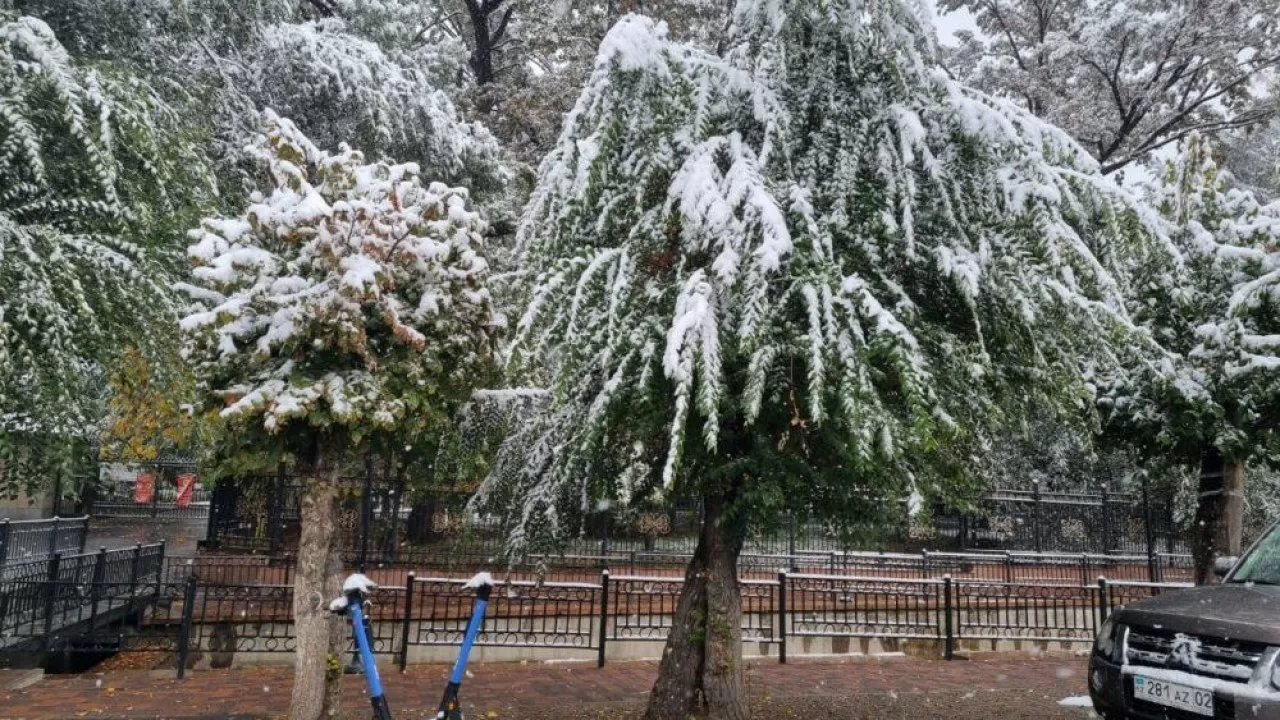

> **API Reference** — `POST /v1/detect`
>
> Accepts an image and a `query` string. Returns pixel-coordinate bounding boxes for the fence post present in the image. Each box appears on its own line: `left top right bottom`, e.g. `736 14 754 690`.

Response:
921 550 930 580
151 470 162 518
1003 552 1013 585
398 572 415 672
597 570 610 668
269 465 286 555
51 473 63 518
943 575 954 661
0 573 9 634
130 543 143 583
1032 484 1043 553
777 571 787 665
176 576 198 679
787 510 797 560
43 552 62 638
89 547 107 631
0 519 9 567
129 543 143 603
358 454 374 572
1097 577 1109 624
1100 489 1113 554
155 540 166 597
77 518 89 554
1142 477 1158 583
204 482 221 550
47 517 60 559
1080 554 1089 588
387 473 406 566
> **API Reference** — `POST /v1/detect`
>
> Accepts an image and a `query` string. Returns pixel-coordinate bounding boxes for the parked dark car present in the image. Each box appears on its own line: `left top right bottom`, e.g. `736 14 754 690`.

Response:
1090 525 1280 719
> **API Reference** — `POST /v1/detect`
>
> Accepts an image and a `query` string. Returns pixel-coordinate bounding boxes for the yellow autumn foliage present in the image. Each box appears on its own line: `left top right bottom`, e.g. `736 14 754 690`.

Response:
100 348 211 462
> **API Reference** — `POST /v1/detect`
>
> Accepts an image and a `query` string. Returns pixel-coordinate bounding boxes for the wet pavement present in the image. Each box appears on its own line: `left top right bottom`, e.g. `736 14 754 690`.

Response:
82 517 207 559
0 655 1098 719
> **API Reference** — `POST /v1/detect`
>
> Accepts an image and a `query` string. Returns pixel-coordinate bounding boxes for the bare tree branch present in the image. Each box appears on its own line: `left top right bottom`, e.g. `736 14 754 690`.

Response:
300 0 342 18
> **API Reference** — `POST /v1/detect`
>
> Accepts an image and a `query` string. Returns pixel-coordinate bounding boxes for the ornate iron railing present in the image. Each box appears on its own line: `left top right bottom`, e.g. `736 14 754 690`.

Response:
0 547 1199 672
202 479 1188 564
0 517 89 571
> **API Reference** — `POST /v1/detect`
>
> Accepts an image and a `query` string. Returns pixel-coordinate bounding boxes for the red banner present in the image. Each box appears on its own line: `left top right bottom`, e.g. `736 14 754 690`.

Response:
176 474 196 507
133 473 155 504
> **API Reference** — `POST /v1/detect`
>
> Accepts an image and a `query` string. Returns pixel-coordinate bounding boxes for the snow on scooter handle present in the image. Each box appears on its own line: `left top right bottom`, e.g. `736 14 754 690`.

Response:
330 574 392 720
436 572 494 720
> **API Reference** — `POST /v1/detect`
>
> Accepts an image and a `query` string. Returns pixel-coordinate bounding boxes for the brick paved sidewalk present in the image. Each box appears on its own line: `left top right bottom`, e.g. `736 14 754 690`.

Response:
0 655 1095 719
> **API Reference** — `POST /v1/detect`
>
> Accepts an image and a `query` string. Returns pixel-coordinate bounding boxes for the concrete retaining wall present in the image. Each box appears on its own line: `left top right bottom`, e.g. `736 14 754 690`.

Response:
178 609 1094 669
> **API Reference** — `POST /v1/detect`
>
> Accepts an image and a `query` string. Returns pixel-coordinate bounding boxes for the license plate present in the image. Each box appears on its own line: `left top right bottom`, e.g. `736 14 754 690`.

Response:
1133 675 1215 717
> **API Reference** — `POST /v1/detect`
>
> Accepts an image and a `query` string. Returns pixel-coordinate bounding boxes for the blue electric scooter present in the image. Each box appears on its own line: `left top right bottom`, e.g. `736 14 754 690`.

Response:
436 572 493 720
332 572 493 720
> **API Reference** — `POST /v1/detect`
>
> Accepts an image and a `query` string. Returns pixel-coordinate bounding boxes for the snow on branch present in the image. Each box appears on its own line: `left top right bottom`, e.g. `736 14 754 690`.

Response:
0 15 211 438
478 0 1179 556
180 111 499 438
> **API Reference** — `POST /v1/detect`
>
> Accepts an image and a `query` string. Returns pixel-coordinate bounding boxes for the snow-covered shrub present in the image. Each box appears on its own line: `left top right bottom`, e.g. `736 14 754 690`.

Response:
180 111 501 466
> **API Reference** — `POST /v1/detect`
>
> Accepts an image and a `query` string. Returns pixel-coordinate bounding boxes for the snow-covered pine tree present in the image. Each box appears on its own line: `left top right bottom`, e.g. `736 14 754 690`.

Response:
1096 133 1280 582
479 2 1176 716
463 0 735 162
1221 101 1280 199
18 0 502 199
238 19 497 182
0 14 212 491
179 112 500 720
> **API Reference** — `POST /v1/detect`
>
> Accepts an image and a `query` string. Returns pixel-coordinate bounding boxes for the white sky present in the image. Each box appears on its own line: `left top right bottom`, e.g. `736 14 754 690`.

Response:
930 2 979 47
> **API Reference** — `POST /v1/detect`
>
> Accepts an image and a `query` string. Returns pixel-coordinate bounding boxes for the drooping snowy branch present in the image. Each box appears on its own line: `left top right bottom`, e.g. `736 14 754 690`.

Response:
479 1 1176 555
0 15 212 442
1095 133 1280 463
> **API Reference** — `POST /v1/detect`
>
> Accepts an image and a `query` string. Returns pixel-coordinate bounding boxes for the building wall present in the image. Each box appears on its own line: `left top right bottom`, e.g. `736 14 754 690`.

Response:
0 487 53 520
0 458 61 520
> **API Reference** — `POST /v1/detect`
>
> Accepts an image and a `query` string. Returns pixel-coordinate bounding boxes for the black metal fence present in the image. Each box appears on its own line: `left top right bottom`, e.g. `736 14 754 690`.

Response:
204 472 384 558
965 488 1180 555
0 543 1196 673
88 478 211 520
0 543 165 648
202 475 1187 566
953 581 1097 643
414 576 600 650
0 517 89 571
264 547 1196 585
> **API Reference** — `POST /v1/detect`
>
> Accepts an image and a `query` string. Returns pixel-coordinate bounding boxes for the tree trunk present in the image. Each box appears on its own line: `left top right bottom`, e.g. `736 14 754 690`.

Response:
1224 459 1245 551
406 495 437 545
463 0 512 88
644 493 749 720
289 467 345 720
1192 448 1246 585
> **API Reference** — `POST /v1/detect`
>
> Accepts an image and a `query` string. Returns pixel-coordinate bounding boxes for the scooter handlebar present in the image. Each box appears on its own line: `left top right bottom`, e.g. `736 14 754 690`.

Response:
329 573 378 615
